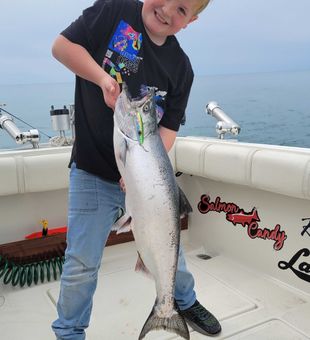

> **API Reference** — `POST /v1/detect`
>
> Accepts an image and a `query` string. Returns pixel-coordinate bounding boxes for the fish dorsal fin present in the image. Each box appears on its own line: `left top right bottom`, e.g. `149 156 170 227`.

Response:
178 186 193 218
135 252 153 279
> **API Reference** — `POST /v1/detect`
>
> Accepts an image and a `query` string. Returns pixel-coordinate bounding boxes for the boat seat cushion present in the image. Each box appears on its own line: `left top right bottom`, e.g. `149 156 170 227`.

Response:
23 153 70 193
0 152 70 196
1 138 310 200
251 150 310 200
0 157 19 196
175 138 310 200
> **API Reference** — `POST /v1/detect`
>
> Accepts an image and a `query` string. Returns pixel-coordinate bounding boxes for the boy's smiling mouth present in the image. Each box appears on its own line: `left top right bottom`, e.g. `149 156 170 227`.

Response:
154 10 168 25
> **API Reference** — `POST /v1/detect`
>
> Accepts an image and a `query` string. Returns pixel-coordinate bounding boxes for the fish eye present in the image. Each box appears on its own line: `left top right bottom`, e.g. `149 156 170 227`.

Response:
143 104 150 112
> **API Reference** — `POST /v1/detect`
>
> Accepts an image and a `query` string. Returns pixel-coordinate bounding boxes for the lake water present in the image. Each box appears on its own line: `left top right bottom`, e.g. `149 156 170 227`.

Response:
0 70 309 149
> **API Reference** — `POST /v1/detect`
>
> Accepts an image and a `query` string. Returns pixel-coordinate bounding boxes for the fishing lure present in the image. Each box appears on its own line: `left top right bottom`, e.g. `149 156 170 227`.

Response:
134 110 144 145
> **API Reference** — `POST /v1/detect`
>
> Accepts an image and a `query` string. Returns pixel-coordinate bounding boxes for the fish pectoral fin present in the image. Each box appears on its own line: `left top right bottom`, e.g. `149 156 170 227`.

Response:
135 252 153 279
178 186 193 217
111 212 132 234
118 135 128 167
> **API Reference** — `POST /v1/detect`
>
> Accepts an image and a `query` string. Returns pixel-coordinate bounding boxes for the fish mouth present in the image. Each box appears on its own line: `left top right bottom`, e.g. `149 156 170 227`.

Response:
115 84 156 144
132 94 151 109
131 88 155 110
121 83 153 109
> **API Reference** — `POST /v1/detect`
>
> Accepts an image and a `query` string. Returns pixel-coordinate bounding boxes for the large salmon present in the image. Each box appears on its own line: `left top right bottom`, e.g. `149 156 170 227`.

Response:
113 83 191 340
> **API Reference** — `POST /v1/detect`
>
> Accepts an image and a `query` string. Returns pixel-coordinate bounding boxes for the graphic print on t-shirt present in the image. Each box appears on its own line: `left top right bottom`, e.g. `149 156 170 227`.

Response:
103 20 143 84
103 20 167 122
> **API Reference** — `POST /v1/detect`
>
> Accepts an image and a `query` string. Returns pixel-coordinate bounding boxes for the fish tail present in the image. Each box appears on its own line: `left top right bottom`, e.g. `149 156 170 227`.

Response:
138 305 189 340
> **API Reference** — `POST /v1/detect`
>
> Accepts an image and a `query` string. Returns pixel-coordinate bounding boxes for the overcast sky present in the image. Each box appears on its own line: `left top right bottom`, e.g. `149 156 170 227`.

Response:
0 0 309 84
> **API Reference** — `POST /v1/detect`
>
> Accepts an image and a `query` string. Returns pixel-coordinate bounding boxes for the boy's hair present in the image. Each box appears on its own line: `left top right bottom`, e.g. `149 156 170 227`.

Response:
195 0 212 15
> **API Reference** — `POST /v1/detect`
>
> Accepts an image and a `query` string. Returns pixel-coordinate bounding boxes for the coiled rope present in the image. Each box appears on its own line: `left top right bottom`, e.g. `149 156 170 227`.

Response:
0 233 67 287
0 255 65 287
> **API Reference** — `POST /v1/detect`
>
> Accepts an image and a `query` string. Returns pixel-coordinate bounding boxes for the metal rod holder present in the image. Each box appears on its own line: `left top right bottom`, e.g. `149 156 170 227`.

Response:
0 114 40 148
206 102 241 139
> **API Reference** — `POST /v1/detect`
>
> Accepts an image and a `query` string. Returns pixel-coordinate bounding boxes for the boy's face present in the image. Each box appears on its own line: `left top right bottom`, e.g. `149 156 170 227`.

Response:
142 0 198 45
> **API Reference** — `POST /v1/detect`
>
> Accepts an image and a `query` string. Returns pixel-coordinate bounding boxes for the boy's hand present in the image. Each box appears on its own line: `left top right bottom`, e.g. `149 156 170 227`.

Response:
100 74 120 110
119 177 126 192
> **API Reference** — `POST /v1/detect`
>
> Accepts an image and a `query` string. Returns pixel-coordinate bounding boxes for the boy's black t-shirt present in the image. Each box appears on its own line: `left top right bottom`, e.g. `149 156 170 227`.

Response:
61 0 194 182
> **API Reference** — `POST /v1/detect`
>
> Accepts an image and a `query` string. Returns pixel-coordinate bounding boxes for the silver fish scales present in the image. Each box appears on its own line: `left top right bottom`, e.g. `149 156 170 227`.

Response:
113 83 191 339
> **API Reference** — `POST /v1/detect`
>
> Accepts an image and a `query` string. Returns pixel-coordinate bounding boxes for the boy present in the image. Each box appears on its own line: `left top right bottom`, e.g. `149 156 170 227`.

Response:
51 0 221 338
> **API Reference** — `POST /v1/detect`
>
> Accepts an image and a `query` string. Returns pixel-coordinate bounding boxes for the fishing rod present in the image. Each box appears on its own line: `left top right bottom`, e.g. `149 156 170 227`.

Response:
0 106 51 139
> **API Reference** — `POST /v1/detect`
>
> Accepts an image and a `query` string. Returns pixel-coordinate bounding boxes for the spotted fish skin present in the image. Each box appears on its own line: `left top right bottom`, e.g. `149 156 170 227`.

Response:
113 84 190 340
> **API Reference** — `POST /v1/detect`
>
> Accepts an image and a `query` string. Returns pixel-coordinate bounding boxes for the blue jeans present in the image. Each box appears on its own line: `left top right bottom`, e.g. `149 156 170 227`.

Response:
52 163 196 340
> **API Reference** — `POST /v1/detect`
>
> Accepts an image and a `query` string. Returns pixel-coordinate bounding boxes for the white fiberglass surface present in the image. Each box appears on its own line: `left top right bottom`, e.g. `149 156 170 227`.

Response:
1 237 309 340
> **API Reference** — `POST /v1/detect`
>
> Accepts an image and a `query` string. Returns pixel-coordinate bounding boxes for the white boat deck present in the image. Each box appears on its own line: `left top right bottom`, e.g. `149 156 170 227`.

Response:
1 232 309 340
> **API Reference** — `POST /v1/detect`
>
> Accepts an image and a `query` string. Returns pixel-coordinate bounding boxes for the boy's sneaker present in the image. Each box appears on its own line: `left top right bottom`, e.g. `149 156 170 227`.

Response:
180 300 221 336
